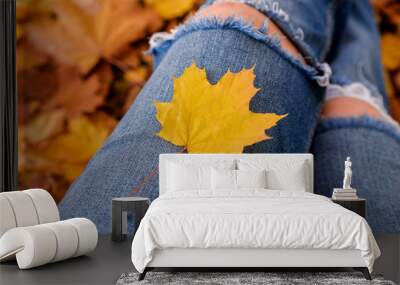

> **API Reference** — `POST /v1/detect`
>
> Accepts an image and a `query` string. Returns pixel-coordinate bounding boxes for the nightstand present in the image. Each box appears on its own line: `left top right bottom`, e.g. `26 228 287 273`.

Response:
331 198 366 218
112 197 150 242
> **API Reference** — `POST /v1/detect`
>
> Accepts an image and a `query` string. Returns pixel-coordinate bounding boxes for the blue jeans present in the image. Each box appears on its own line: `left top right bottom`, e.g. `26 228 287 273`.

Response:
59 0 400 234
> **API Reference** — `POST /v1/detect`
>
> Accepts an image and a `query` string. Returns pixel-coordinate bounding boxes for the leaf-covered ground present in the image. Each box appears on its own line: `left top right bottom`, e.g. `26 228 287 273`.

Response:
17 0 400 202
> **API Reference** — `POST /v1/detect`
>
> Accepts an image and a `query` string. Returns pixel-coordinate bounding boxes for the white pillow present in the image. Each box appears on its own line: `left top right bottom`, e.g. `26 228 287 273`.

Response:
238 159 308 191
167 162 210 191
211 169 267 190
267 167 306 191
236 169 267 188
166 160 236 192
211 168 236 190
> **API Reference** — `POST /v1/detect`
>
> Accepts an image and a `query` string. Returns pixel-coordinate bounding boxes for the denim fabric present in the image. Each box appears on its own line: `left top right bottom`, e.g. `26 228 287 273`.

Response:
311 117 400 233
324 0 388 109
59 27 324 234
151 1 333 86
199 0 388 112
203 0 335 60
150 17 318 79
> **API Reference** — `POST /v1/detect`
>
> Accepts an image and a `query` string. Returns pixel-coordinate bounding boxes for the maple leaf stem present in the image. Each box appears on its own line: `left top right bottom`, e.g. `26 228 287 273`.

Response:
128 147 187 196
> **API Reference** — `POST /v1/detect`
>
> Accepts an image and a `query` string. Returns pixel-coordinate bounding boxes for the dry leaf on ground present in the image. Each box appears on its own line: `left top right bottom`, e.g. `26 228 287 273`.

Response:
24 109 66 144
387 71 400 122
124 66 149 84
44 67 104 118
18 171 70 203
145 0 195 20
17 41 50 72
381 34 400 70
42 115 114 163
25 0 163 74
20 113 116 186
40 114 116 182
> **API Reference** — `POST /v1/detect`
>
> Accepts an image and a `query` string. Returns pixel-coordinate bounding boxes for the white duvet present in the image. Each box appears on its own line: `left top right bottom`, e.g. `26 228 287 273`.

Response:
131 190 380 273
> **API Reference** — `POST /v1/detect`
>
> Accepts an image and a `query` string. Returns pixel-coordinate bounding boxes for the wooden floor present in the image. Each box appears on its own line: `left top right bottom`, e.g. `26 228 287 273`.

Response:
0 235 399 285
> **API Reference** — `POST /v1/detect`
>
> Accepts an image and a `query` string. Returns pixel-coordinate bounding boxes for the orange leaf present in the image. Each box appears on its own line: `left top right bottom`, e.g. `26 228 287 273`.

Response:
42 115 115 164
44 67 104 118
25 0 100 74
145 0 195 20
25 0 163 74
124 66 149 84
381 34 400 70
18 171 69 203
20 114 116 183
24 109 66 144
96 0 163 58
17 41 50 72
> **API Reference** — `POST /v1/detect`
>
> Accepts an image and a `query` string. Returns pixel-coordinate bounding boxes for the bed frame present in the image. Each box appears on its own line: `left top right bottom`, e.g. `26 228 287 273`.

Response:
139 154 371 280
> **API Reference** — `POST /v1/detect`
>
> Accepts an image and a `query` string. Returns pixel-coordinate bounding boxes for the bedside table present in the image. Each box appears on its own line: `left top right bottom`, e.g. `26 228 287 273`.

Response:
331 198 366 218
112 197 150 242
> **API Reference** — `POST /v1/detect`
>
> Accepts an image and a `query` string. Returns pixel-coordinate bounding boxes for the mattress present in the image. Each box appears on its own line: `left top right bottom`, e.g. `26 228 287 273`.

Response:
131 190 380 272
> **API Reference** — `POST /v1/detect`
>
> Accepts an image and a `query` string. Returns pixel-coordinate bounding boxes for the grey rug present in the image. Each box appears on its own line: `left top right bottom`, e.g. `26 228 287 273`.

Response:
116 272 396 285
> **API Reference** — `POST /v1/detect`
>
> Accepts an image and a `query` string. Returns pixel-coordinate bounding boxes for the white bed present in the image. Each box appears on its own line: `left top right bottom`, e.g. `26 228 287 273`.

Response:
131 154 380 280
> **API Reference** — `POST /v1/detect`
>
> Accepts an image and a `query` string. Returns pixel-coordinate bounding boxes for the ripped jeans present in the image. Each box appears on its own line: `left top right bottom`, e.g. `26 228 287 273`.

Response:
59 0 400 234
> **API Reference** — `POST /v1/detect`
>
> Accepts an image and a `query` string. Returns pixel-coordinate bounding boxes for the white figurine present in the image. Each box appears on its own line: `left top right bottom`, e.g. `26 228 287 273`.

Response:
342 157 352 189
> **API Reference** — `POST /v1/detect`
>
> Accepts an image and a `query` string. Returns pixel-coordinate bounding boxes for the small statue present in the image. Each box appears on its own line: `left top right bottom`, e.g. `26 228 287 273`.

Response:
342 157 352 189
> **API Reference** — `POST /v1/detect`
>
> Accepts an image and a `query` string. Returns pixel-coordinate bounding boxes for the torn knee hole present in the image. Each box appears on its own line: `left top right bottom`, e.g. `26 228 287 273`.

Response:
198 2 266 30
322 97 385 120
196 1 306 64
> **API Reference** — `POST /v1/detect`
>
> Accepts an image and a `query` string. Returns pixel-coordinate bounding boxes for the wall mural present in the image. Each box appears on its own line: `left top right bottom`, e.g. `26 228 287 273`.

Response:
16 0 400 204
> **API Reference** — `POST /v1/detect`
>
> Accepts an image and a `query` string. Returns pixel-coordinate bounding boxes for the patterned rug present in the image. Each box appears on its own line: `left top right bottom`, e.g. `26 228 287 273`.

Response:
116 271 396 285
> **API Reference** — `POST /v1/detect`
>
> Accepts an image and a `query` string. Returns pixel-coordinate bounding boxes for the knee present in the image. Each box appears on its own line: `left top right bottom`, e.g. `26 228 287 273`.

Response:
322 97 384 120
198 2 266 29
196 1 305 63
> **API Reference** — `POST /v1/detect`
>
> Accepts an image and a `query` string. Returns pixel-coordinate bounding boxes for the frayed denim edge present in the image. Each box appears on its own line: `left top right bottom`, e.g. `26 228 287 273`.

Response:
148 16 318 79
316 116 400 144
325 82 400 129
330 75 389 109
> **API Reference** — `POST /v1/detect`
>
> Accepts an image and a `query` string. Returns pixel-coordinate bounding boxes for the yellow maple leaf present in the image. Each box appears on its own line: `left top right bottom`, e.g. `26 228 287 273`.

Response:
154 63 287 153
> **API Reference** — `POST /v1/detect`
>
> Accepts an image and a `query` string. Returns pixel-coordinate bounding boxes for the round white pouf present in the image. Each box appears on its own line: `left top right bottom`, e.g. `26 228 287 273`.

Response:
0 196 17 237
24 189 60 224
0 189 60 238
0 218 98 269
0 191 39 227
